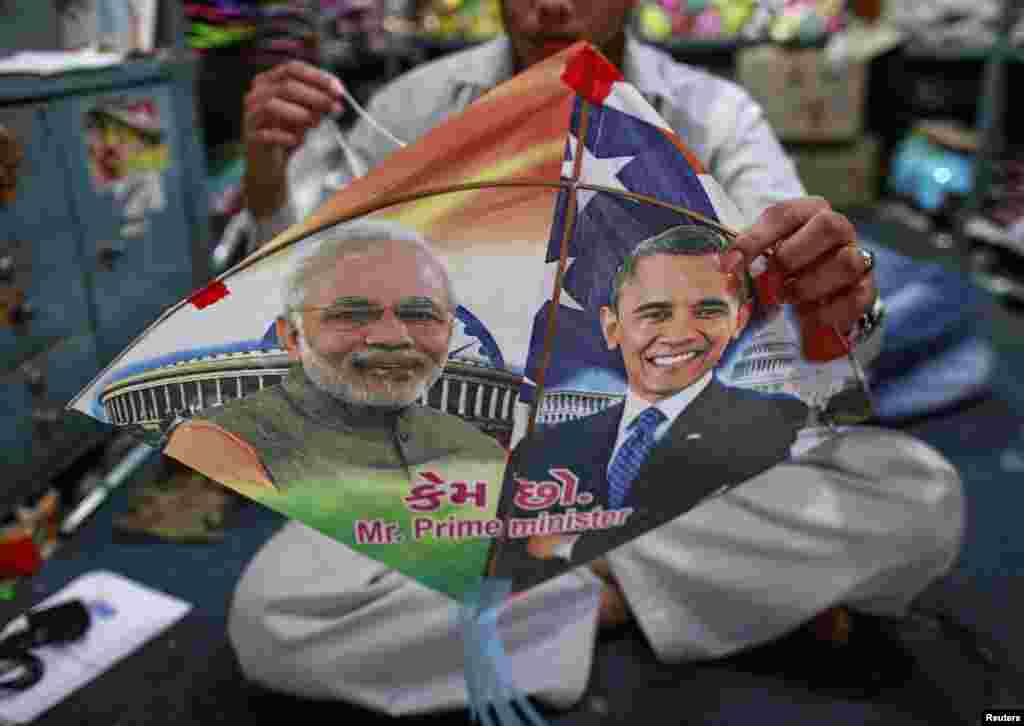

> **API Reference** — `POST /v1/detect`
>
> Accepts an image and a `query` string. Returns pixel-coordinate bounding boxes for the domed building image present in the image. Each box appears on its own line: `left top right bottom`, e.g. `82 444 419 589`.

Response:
725 306 802 398
528 363 628 427
535 387 623 426
99 314 525 447
101 349 524 446
100 348 290 433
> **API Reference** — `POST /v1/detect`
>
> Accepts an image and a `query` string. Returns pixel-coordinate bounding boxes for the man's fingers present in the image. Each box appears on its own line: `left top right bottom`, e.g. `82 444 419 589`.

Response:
797 275 876 334
773 208 858 274
244 61 346 150
783 242 869 305
724 196 832 272
589 557 613 582
597 582 631 629
722 197 875 345
249 128 301 148
262 60 344 99
526 535 560 560
274 77 342 117
245 97 322 140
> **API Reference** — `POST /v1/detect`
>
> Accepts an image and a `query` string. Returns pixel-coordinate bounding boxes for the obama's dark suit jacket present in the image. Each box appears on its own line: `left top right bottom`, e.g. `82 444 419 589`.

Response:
490 379 808 592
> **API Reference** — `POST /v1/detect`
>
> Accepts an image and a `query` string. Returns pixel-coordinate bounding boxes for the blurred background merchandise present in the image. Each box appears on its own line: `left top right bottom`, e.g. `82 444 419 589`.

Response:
3 3 1024 724
415 0 504 42
633 0 850 47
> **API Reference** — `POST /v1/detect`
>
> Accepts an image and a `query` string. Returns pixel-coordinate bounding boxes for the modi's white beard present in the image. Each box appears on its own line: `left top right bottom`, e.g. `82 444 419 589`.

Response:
298 336 443 409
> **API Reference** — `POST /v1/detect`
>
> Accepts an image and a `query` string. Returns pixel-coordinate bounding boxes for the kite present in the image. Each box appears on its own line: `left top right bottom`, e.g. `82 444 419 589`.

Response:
68 41 873 724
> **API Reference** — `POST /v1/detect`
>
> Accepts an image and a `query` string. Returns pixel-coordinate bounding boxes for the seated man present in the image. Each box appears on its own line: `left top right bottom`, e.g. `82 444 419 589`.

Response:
164 218 506 505
222 0 963 712
225 224 963 714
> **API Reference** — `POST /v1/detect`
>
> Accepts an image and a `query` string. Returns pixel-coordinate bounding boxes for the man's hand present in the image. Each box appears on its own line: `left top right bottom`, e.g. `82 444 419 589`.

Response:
242 61 346 220
598 580 632 629
588 557 613 583
526 533 571 560
587 558 632 629
722 198 876 355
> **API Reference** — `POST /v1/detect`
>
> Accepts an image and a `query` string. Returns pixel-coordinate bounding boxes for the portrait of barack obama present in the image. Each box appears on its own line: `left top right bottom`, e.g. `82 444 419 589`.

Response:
489 224 809 591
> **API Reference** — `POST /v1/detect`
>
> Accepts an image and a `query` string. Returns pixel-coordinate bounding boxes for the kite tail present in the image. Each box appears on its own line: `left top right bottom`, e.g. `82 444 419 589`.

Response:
459 578 550 726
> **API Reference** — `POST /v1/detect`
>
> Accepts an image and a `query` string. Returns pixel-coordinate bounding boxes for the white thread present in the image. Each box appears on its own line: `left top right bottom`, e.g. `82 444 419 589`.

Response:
330 123 368 179
336 77 407 149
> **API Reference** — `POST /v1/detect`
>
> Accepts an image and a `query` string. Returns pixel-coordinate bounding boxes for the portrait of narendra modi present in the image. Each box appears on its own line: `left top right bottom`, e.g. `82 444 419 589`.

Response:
161 219 510 506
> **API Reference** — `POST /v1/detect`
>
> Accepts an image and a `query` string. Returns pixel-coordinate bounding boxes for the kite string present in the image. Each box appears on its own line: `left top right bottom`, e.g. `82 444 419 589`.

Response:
332 74 408 150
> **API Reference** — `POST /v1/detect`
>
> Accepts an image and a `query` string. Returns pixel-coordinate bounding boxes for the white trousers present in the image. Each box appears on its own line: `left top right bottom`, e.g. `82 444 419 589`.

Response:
228 426 964 715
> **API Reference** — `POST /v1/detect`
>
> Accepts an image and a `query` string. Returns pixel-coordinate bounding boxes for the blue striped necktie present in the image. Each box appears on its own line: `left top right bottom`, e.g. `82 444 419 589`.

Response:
607 406 666 510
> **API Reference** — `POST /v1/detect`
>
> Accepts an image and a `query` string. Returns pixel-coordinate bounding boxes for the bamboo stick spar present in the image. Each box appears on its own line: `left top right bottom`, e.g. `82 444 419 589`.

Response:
71 180 741 405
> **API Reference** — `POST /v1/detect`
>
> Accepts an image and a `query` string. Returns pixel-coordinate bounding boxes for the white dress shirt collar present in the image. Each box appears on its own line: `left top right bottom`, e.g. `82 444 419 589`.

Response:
610 371 715 474
620 371 713 433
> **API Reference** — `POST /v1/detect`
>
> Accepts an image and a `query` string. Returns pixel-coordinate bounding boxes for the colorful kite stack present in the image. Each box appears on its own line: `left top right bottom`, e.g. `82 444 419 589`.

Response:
184 1 319 59
635 0 849 44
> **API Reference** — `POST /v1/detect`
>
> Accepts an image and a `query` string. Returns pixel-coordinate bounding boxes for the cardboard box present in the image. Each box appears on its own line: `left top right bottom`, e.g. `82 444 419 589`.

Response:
787 135 881 209
738 45 867 143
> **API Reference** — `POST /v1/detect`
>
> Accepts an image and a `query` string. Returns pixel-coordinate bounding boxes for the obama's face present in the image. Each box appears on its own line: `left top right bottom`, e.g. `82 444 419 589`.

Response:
601 252 750 404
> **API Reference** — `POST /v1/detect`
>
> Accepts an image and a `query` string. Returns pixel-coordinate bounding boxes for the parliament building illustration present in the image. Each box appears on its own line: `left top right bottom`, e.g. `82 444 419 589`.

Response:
100 348 524 446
